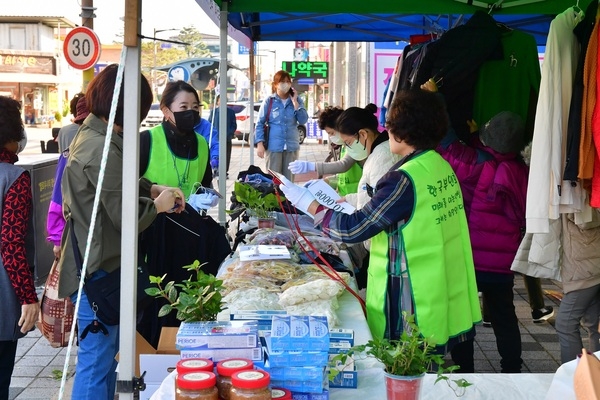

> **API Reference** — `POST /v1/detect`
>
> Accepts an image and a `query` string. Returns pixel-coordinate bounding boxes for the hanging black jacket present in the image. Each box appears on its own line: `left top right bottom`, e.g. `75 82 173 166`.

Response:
414 11 502 141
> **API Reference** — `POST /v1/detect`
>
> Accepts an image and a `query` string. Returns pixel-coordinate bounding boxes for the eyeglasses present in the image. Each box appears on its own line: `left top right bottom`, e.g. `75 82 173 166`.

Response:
343 132 366 150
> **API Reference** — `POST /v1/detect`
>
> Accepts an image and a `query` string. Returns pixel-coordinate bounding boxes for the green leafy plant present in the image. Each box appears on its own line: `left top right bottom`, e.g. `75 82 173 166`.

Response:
54 111 62 123
145 260 225 322
233 181 280 219
329 313 471 396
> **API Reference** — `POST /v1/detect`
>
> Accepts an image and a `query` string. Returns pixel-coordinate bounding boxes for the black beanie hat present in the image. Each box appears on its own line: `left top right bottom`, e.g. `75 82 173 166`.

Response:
480 111 524 154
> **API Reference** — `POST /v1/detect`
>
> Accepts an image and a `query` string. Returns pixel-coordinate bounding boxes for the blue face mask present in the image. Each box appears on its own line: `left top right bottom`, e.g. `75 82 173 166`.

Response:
345 134 368 161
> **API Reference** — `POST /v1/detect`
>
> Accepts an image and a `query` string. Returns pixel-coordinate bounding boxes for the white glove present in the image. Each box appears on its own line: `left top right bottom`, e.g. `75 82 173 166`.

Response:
278 176 316 216
188 193 219 211
288 160 316 175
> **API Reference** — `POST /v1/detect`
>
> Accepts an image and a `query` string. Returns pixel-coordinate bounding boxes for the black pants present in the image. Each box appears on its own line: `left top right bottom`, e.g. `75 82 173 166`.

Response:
0 340 18 400
479 279 523 373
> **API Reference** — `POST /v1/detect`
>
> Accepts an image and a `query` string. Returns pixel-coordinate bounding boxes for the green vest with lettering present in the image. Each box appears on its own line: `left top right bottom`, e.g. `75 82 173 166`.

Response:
367 150 481 345
337 147 362 196
144 125 209 197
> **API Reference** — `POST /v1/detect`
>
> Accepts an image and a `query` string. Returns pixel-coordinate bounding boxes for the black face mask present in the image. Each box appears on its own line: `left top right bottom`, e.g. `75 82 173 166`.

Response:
172 109 200 132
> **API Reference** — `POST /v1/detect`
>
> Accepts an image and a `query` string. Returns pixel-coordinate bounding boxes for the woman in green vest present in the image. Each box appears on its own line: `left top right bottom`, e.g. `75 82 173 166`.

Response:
280 89 481 372
137 81 231 347
140 81 212 198
288 106 363 196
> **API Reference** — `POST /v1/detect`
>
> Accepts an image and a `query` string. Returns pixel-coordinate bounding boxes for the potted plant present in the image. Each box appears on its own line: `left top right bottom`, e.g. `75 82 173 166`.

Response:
329 314 471 400
145 260 225 322
232 181 279 228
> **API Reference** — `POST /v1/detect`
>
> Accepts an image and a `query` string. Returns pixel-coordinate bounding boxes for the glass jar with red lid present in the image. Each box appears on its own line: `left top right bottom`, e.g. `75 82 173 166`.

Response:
215 359 254 400
175 371 218 400
271 387 292 399
177 358 214 374
229 370 271 400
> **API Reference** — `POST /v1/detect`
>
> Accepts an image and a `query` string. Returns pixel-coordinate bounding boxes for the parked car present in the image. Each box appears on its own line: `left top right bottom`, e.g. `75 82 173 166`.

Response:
227 100 306 144
141 103 163 127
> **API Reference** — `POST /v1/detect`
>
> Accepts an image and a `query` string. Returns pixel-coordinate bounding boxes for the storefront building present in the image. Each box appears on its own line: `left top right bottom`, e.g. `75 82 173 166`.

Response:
0 16 79 124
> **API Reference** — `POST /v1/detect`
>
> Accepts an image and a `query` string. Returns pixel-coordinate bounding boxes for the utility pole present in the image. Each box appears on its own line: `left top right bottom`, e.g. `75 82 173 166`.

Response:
80 0 96 90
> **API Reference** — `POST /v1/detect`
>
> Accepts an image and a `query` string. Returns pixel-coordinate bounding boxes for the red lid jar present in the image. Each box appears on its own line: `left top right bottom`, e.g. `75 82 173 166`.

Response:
175 371 218 400
215 359 254 400
271 387 292 399
177 358 214 374
230 370 271 400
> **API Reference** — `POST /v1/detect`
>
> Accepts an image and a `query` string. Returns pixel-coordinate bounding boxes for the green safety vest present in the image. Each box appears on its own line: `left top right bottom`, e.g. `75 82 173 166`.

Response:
144 125 209 197
337 146 362 196
367 150 481 345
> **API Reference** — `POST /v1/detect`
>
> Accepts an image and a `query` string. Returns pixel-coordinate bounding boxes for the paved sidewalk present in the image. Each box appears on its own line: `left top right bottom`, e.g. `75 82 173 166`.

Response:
10 134 573 398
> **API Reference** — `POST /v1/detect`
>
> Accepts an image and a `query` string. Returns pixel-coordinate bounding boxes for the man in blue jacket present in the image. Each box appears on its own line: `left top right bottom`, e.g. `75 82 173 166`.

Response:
207 95 237 178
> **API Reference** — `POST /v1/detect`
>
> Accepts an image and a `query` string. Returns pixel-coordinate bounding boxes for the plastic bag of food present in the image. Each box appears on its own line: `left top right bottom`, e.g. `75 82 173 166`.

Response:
283 297 340 327
247 229 297 248
221 275 282 295
222 259 303 284
295 235 341 256
223 287 283 311
278 278 345 307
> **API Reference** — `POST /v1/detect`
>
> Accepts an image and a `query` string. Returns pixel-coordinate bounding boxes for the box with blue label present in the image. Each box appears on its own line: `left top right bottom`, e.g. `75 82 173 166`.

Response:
176 321 258 349
271 315 329 352
292 390 329 400
328 341 352 354
268 366 325 381
328 329 354 346
291 390 329 400
230 310 287 330
272 378 326 394
264 333 328 367
328 366 358 389
179 346 263 362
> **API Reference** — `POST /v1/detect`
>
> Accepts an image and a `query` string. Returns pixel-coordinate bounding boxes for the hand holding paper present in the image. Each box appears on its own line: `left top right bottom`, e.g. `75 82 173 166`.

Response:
278 176 317 215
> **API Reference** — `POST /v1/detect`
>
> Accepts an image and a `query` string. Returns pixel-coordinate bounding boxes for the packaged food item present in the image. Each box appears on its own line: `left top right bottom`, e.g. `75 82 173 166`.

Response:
175 371 218 400
215 359 254 400
223 287 283 311
230 370 271 400
176 358 214 374
278 279 344 307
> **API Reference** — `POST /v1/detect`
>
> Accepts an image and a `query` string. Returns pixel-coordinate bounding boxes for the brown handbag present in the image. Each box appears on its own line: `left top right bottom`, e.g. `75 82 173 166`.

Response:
37 259 75 348
262 97 274 150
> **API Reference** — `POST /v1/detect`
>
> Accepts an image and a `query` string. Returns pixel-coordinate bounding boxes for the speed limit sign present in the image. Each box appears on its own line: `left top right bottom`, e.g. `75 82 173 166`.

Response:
63 27 101 70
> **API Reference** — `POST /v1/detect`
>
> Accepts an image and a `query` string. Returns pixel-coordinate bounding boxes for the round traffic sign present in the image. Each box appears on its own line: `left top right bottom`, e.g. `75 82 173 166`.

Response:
63 27 101 70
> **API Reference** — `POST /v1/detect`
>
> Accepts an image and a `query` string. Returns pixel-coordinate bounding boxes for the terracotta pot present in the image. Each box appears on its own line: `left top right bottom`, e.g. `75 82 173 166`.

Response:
384 372 424 400
257 218 275 229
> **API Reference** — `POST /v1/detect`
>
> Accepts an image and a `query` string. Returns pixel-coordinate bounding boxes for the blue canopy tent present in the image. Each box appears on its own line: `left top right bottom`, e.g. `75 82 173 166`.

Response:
110 2 591 400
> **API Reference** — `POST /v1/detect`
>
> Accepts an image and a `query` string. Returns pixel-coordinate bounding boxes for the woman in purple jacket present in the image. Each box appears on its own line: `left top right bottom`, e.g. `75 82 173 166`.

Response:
437 110 527 373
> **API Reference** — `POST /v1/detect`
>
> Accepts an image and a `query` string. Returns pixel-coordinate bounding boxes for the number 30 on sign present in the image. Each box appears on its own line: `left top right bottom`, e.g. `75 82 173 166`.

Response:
63 27 101 70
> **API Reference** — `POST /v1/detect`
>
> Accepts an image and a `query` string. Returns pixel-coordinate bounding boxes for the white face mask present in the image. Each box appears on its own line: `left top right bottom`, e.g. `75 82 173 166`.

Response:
17 129 27 154
278 82 291 93
345 135 369 161
328 132 344 145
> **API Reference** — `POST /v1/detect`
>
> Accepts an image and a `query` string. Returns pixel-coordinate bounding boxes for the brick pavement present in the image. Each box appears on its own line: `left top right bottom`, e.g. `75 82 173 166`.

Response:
9 135 572 399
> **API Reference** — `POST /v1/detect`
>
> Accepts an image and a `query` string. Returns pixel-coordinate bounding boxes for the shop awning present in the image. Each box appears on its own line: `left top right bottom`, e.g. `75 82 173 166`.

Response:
0 73 60 84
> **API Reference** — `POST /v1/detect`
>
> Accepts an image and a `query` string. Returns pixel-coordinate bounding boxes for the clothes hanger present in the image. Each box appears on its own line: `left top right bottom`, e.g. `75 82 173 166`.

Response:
573 0 582 14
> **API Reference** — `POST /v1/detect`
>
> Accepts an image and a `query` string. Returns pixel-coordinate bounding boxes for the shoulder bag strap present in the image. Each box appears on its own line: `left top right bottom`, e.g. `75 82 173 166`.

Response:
70 218 85 279
265 97 274 124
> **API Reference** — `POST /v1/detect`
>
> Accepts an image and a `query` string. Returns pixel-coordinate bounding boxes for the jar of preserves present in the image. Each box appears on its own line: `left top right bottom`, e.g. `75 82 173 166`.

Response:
215 359 254 400
177 358 214 374
175 371 219 400
230 370 271 400
271 387 292 399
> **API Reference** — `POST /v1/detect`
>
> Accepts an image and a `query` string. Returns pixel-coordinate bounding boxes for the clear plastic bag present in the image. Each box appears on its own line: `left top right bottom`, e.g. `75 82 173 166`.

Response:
223 287 283 311
278 278 345 307
283 297 340 327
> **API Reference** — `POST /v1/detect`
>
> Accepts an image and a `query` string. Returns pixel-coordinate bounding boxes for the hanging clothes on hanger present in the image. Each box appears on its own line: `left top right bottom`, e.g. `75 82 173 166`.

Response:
413 11 502 142
379 53 404 126
564 0 598 182
471 25 541 147
512 6 587 281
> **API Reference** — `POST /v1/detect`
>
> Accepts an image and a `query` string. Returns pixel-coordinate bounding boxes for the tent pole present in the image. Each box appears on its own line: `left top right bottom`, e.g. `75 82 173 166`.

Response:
217 0 229 225
118 0 141 399
249 43 255 167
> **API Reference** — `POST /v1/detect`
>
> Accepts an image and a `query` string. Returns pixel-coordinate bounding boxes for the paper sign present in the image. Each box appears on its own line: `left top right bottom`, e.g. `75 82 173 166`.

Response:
305 180 355 214
239 245 292 261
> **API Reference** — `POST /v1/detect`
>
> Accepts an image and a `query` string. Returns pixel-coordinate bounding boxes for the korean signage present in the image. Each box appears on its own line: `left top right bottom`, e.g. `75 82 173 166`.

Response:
0 54 55 75
282 61 328 80
238 43 257 55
